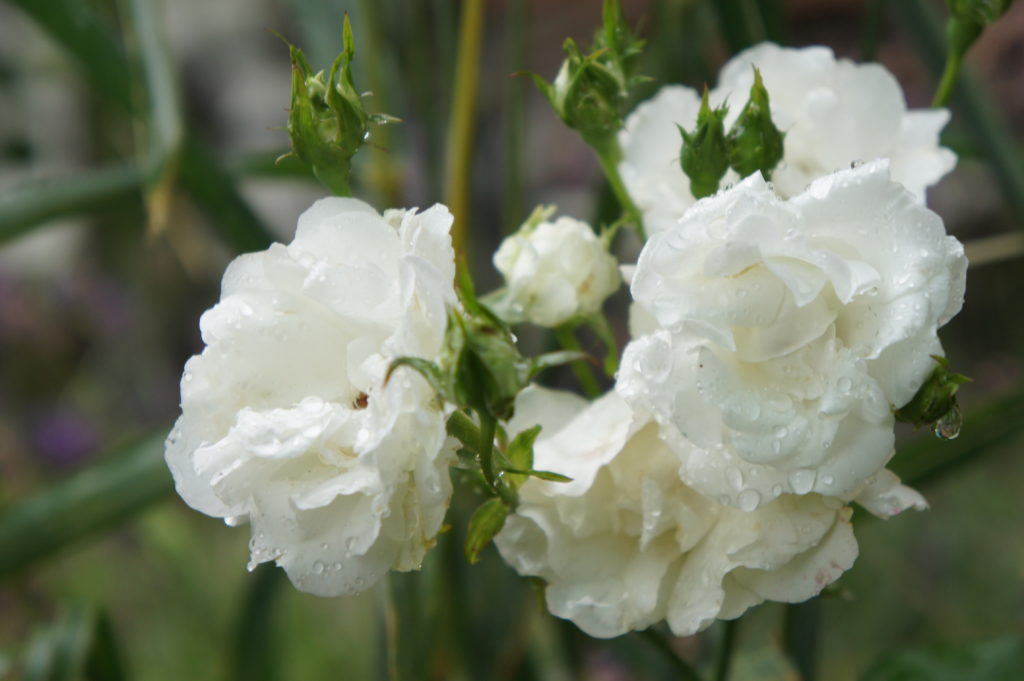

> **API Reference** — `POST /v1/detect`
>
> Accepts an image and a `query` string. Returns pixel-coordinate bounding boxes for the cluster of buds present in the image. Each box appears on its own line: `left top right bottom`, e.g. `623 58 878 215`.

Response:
679 68 785 198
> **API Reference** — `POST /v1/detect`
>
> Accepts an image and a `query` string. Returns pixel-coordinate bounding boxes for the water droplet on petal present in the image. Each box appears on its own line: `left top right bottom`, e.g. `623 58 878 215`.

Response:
726 468 744 490
313 560 325 575
837 377 853 393
771 484 783 497
789 468 817 494
738 489 761 511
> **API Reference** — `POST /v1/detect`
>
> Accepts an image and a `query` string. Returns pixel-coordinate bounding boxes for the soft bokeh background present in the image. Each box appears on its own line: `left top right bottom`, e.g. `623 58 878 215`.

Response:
1 0 1022 679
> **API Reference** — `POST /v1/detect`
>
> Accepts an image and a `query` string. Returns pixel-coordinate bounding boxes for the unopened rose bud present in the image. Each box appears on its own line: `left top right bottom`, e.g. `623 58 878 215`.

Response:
679 89 730 199
727 67 785 180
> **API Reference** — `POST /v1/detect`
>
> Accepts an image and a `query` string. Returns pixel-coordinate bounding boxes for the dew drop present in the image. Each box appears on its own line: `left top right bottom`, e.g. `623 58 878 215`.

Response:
726 468 744 491
773 425 788 439
788 468 817 494
934 404 962 440
837 377 853 393
821 475 834 486
771 484 783 497
313 560 326 575
738 489 760 511
320 542 329 551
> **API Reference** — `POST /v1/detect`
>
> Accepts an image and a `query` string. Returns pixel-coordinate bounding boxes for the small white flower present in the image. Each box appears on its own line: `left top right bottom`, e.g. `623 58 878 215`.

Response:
618 43 956 235
495 387 859 639
166 197 457 596
618 161 966 507
493 211 620 327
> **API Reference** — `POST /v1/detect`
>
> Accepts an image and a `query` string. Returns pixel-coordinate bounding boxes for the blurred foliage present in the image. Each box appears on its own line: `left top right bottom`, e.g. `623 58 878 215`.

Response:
0 0 1022 680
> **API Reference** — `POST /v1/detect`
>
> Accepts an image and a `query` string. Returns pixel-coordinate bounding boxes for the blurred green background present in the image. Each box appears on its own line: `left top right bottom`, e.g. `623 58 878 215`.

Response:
1 0 1022 679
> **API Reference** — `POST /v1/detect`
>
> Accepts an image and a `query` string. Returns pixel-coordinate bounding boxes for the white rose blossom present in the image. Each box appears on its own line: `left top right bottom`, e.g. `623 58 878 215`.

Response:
495 386 861 639
619 42 956 235
166 197 457 596
492 213 620 327
617 161 966 508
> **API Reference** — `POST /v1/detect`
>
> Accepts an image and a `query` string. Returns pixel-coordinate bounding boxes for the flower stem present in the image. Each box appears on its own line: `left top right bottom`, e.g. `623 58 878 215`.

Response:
444 0 485 260
714 619 739 681
554 326 602 399
587 132 647 241
932 49 962 109
783 600 820 681
637 629 704 681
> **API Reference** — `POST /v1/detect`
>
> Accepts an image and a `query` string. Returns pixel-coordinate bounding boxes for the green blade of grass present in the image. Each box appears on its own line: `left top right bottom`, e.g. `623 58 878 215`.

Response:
0 164 142 244
0 432 172 581
9 0 276 252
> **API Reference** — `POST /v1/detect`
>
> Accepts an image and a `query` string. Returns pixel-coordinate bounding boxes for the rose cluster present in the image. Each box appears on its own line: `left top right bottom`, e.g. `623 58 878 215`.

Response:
166 44 966 639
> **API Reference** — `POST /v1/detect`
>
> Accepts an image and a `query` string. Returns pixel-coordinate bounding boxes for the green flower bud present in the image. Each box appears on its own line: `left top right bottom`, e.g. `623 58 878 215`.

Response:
727 67 786 180
894 356 971 438
531 0 645 142
679 89 730 199
949 0 1015 26
283 15 396 195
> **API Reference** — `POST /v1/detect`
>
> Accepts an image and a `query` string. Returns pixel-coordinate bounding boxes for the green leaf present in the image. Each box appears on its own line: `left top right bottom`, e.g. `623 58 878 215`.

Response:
23 606 126 681
230 565 285 681
0 165 141 245
861 635 1024 681
526 350 592 382
464 498 509 564
0 432 171 580
128 0 184 234
503 469 572 483
506 425 542 472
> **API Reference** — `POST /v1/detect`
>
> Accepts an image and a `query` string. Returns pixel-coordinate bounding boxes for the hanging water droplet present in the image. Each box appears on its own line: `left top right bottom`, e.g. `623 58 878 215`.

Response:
934 404 962 440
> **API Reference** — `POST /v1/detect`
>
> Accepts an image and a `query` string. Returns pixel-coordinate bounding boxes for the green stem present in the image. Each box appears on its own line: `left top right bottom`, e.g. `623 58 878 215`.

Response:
783 600 820 681
588 132 647 240
714 619 739 681
932 49 962 109
637 629 704 681
554 326 602 399
444 0 485 260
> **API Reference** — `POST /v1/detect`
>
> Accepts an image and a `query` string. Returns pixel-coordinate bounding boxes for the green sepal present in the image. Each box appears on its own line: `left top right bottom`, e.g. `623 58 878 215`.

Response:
502 468 573 484
464 498 510 564
894 356 972 430
727 67 786 180
679 89 730 199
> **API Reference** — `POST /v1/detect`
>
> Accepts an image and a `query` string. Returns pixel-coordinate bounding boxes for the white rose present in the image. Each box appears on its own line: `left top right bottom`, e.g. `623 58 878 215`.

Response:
618 43 956 235
493 214 620 327
618 161 966 507
495 387 859 639
166 197 457 596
